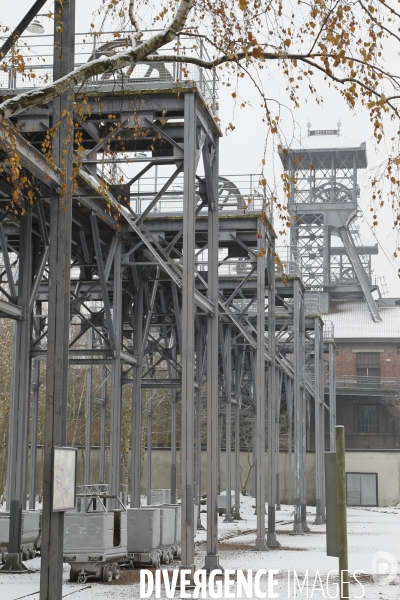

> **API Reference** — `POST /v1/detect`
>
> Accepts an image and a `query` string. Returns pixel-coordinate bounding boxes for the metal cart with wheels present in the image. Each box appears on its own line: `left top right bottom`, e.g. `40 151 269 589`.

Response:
0 510 41 563
126 507 162 569
63 491 127 584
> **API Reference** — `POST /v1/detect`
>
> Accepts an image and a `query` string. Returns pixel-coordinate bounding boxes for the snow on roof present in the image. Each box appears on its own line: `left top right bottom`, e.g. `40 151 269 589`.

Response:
294 132 364 151
322 300 400 340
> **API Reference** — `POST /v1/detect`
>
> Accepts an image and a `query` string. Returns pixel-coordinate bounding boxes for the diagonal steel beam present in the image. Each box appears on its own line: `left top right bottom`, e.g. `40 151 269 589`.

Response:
104 234 118 281
0 224 17 297
0 297 22 318
143 118 184 157
141 269 160 357
0 122 60 188
83 118 129 158
136 165 183 225
29 245 50 313
224 265 257 307
0 0 47 60
90 214 116 349
35 198 50 247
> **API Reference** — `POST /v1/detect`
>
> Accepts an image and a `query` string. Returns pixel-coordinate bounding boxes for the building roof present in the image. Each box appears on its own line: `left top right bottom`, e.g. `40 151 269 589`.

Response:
295 132 364 151
323 300 400 340
279 131 368 170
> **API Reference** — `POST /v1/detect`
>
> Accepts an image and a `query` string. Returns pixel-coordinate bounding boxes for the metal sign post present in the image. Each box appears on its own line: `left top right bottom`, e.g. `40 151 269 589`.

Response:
325 426 349 600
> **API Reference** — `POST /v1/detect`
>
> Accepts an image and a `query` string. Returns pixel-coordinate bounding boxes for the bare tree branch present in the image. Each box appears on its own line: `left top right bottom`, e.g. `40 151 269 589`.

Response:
129 0 143 43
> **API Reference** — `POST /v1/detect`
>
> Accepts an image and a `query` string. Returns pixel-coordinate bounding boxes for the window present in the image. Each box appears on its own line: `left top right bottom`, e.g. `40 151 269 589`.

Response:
357 404 379 433
356 352 380 381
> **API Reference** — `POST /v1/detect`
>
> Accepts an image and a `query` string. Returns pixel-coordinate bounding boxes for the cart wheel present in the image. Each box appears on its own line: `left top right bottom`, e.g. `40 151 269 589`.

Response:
151 554 158 568
128 560 134 571
0 549 5 564
164 551 170 565
102 564 113 582
112 563 120 580
29 546 36 559
70 569 78 583
168 550 174 563
22 547 30 561
78 573 87 585
176 547 181 560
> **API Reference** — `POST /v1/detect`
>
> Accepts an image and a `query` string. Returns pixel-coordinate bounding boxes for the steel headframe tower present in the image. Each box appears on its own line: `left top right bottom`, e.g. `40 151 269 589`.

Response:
279 125 382 322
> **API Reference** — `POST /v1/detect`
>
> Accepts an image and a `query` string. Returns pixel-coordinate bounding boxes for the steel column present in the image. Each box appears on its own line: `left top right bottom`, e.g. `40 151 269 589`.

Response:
84 328 93 485
204 135 221 573
223 327 233 522
233 351 243 520
2 205 33 572
180 92 196 574
99 364 107 483
329 344 336 451
109 235 122 506
146 383 153 505
131 281 143 507
300 293 309 533
291 279 304 535
314 317 324 524
195 324 205 530
40 2 75 596
29 305 41 511
267 245 279 546
275 371 282 511
253 220 268 551
286 377 293 504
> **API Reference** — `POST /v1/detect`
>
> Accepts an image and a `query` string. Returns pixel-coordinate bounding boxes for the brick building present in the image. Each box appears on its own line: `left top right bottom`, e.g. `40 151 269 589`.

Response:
323 298 400 450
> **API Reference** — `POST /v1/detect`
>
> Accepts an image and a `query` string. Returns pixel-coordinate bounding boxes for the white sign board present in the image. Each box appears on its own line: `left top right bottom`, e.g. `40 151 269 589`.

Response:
52 447 77 512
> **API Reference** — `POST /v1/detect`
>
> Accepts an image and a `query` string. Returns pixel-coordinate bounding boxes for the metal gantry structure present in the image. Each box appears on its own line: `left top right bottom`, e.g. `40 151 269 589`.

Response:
0 2 341 597
280 123 382 321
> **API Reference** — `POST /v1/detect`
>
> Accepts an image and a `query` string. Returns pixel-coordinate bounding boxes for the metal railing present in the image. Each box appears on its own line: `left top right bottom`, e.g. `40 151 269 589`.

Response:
328 375 399 393
275 246 302 278
129 173 270 217
196 258 256 277
323 320 334 341
0 29 219 114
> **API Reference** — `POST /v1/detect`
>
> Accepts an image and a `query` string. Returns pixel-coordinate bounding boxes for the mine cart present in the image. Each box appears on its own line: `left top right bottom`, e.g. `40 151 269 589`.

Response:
126 507 162 569
0 510 41 562
63 490 127 584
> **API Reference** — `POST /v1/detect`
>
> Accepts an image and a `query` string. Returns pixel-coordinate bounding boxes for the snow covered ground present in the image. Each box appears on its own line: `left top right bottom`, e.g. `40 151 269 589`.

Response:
0 496 399 599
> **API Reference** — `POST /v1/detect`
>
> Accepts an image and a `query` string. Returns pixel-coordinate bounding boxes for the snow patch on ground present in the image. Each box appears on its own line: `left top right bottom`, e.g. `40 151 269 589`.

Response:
0 495 399 598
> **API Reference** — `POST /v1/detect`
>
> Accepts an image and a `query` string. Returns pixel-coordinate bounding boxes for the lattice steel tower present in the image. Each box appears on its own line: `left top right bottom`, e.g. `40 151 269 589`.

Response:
279 124 381 321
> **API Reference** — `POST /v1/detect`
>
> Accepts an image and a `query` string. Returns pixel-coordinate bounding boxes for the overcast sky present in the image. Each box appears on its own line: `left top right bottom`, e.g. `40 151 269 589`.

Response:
2 0 400 296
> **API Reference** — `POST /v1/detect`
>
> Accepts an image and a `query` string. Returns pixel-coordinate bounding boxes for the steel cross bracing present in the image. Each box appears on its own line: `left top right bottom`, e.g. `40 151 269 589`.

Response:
0 26 337 596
